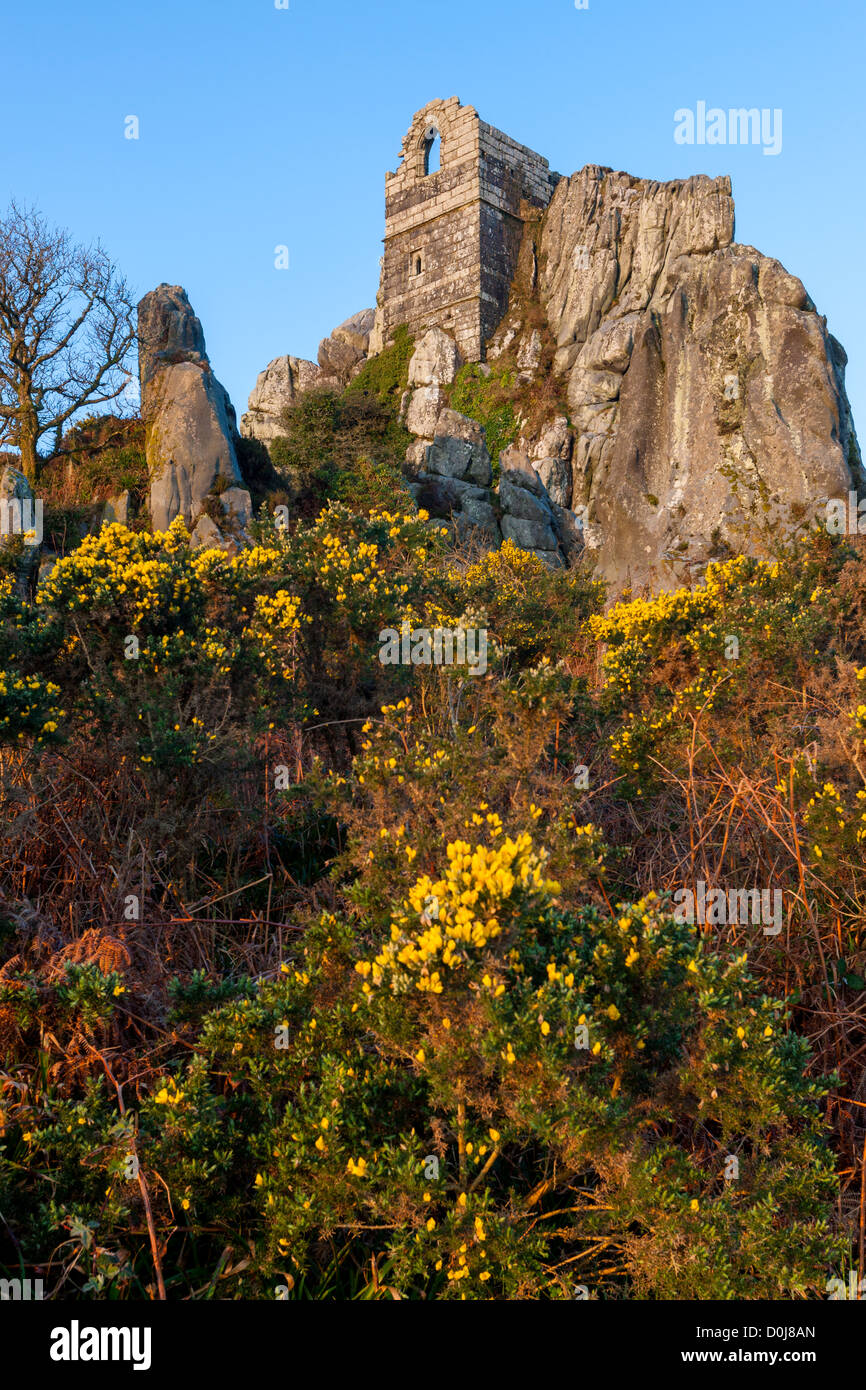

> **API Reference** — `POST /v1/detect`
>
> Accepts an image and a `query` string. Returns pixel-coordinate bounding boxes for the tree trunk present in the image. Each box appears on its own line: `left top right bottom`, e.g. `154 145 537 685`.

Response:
16 385 39 485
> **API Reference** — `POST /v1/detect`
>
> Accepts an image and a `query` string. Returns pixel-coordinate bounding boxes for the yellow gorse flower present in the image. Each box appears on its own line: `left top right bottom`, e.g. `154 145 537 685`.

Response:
357 834 560 995
153 1083 185 1106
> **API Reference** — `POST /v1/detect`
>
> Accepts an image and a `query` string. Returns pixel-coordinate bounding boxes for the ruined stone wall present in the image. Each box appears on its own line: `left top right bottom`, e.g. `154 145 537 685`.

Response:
371 98 558 362
477 120 556 348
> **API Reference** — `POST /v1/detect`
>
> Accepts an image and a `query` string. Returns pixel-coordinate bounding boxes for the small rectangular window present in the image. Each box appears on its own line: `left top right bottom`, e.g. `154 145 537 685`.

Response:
410 251 424 278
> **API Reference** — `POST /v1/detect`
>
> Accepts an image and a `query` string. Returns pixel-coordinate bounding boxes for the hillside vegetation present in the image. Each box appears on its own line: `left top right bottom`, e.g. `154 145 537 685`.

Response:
1 435 866 1299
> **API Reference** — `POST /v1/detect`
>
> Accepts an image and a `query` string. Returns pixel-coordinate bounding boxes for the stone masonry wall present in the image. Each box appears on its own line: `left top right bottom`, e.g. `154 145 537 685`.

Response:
371 98 559 362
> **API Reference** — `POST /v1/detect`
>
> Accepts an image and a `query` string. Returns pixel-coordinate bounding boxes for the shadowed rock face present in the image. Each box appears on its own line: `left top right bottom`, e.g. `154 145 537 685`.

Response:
144 361 243 533
499 446 565 566
490 165 862 591
426 409 493 487
138 285 248 537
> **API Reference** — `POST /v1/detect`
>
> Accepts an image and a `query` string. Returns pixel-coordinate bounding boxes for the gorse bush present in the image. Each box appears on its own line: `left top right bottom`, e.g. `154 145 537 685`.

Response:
0 503 864 1299
118 845 838 1300
458 538 602 663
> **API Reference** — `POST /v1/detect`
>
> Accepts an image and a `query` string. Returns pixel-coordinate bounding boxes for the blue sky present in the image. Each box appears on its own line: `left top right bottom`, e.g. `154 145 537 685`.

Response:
1 0 863 434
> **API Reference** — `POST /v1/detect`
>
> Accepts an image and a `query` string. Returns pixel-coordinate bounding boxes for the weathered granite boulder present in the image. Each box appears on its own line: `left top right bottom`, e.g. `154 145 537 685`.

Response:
408 328 462 387
37 555 58 586
102 490 131 526
188 492 252 553
138 285 251 537
220 487 253 531
0 464 36 528
500 515 560 560
498 447 563 565
549 171 863 588
241 355 322 448
534 456 572 510
489 165 862 589
405 386 447 438
189 514 225 550
0 464 40 595
317 309 375 385
521 416 574 507
333 307 376 356
425 410 492 487
405 438 431 470
145 363 245 533
408 472 489 510
457 494 500 543
549 503 584 565
400 373 504 541
407 471 500 546
138 284 207 415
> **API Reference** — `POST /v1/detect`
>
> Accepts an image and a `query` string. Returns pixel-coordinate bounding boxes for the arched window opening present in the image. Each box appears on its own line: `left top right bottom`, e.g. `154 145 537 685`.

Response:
423 129 441 176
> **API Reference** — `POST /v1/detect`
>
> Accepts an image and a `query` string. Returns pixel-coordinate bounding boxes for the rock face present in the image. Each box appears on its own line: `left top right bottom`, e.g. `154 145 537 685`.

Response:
401 327 462 441
138 285 250 537
393 153 864 587
498 446 578 567
241 310 375 451
102 490 131 526
405 407 500 545
522 416 574 508
405 385 447 439
490 166 862 590
408 328 463 388
399 324 579 556
425 410 493 488
241 355 322 447
317 309 375 386
399 323 582 558
138 284 208 413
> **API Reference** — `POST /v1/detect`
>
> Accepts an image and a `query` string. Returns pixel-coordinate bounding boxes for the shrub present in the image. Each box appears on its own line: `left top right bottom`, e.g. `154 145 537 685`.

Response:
347 325 414 408
0 489 864 1301
1 834 840 1299
271 389 411 514
450 364 518 478
46 415 147 510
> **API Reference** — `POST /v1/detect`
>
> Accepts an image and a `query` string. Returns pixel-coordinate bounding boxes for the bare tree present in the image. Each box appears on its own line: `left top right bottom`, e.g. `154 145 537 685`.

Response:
0 201 137 484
